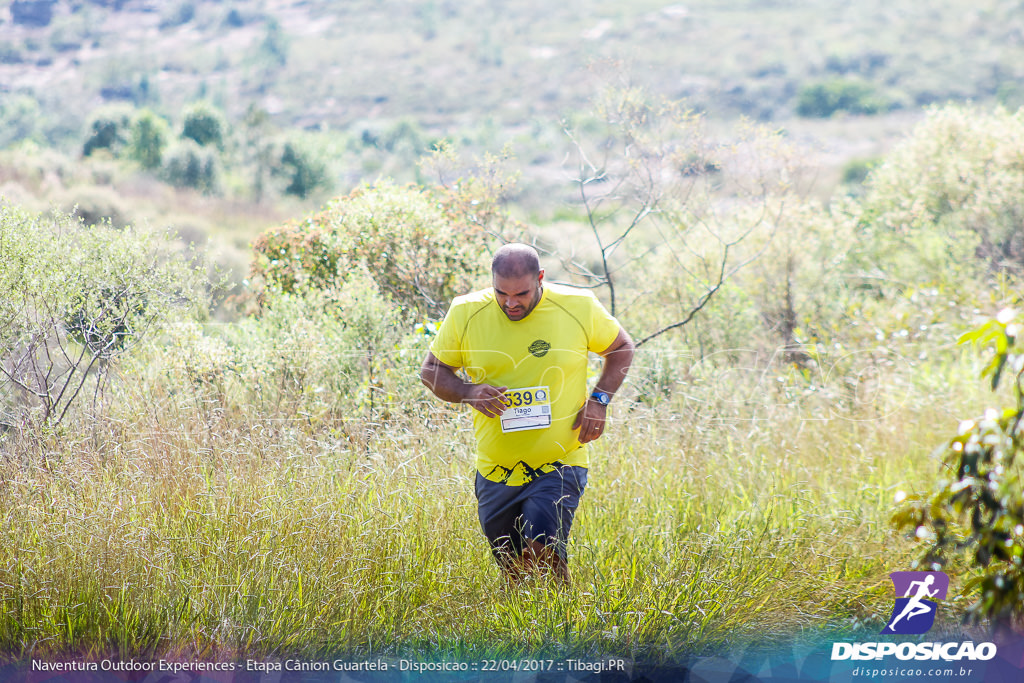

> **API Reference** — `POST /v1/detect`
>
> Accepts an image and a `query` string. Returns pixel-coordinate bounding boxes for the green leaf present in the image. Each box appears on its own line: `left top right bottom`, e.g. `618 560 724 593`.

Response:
992 353 1008 390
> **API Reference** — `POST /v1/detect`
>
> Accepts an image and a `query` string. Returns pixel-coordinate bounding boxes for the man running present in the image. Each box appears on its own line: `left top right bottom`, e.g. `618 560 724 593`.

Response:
420 243 634 582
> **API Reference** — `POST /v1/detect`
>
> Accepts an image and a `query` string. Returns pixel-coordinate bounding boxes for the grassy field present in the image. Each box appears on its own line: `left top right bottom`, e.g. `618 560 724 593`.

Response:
0 343 991 663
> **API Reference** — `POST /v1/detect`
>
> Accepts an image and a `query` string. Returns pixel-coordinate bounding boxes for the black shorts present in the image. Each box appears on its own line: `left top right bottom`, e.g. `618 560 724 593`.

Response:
474 465 588 561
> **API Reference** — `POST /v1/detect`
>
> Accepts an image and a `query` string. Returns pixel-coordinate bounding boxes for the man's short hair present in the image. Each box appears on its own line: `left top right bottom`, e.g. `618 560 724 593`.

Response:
492 243 541 279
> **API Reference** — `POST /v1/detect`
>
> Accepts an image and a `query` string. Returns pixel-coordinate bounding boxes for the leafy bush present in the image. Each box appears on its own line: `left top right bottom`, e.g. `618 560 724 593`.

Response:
247 180 497 317
180 101 227 149
48 13 94 52
0 205 205 430
377 118 427 154
272 138 331 198
161 140 221 194
155 269 411 419
796 78 893 117
82 104 135 157
159 1 195 29
894 308 1024 628
0 41 25 65
997 82 1024 110
0 94 41 147
840 157 878 187
257 17 289 68
222 8 247 28
60 185 129 228
97 66 157 106
855 104 1024 272
128 109 170 169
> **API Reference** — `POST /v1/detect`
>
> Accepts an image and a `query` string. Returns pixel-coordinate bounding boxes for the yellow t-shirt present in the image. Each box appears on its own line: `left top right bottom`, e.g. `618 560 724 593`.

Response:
430 283 621 485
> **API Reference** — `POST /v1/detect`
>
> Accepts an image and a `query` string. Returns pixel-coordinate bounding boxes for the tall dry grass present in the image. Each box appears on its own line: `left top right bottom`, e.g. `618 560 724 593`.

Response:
0 345 988 663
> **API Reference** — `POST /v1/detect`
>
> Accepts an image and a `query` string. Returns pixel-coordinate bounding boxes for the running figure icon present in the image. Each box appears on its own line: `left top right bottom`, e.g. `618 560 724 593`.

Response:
887 575 937 630
882 571 949 635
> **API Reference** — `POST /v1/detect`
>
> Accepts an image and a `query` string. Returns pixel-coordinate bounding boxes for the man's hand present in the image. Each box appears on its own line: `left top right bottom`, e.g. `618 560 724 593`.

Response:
420 352 510 419
572 398 607 444
463 384 509 418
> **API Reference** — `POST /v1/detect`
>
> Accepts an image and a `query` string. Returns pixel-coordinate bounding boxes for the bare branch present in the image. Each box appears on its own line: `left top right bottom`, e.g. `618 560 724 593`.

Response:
56 352 102 426
635 243 731 348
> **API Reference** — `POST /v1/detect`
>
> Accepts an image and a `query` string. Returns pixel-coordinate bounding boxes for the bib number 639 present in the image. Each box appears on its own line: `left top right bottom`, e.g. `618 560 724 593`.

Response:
499 386 551 433
505 387 548 407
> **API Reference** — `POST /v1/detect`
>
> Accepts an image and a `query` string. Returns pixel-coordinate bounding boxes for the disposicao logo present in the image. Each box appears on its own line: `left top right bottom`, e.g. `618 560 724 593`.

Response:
882 571 949 635
830 570 997 663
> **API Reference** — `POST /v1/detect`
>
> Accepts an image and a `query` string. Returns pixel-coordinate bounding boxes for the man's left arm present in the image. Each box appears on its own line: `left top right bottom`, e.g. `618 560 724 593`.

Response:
572 327 636 444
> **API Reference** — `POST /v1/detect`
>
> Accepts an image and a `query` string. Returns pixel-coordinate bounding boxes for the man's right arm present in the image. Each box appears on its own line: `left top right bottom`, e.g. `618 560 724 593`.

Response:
420 352 508 418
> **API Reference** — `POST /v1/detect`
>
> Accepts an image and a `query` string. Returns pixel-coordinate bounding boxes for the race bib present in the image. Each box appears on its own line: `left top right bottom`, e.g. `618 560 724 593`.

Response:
500 386 552 433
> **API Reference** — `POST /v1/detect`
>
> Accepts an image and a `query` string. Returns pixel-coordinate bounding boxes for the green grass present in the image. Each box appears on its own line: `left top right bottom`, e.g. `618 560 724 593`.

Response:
0 354 983 663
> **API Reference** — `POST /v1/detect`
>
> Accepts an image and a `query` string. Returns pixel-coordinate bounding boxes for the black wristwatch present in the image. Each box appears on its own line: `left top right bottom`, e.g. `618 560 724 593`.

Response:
590 390 612 406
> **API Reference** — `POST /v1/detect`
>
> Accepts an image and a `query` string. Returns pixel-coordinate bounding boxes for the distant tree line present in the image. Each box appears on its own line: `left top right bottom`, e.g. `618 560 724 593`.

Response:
81 100 331 200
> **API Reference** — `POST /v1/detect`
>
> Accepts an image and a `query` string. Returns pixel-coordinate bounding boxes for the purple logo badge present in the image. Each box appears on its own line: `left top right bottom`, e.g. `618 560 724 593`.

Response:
881 571 949 635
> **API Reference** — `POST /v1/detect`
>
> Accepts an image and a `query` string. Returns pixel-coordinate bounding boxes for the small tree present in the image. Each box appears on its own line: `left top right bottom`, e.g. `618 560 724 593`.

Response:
162 140 221 194
180 101 227 149
894 307 1024 629
82 104 135 157
796 78 893 118
559 87 799 347
0 206 205 431
242 104 275 201
273 138 331 199
128 108 170 169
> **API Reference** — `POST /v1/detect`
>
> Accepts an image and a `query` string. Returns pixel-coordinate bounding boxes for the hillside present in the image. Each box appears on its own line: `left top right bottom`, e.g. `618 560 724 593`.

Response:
4 0 1023 131
1 0 1022 290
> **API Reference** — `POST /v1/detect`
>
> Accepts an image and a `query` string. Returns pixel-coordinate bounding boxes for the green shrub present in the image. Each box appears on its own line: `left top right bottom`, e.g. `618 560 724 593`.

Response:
0 205 205 429
48 13 94 52
894 308 1024 627
272 138 331 199
0 94 41 147
128 109 170 169
796 78 892 117
257 17 289 68
82 104 135 157
162 140 221 194
157 269 410 419
247 180 498 317
855 103 1024 273
222 7 247 28
180 101 227 149
60 185 129 228
380 118 427 153
159 1 195 29
840 157 878 186
997 82 1024 110
97 66 157 106
0 41 25 64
